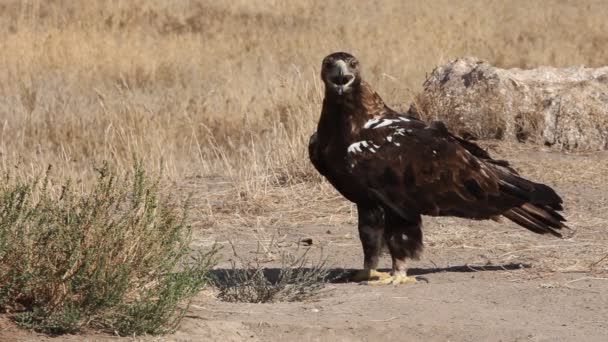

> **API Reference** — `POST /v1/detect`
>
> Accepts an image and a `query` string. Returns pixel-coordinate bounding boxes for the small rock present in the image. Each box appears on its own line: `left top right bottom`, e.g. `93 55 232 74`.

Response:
300 238 313 246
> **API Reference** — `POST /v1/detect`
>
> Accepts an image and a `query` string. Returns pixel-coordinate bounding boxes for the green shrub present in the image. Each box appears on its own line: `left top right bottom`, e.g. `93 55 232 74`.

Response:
0 162 216 335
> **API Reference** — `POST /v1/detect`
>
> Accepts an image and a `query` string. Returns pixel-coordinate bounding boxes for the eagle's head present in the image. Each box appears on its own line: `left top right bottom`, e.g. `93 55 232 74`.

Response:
321 52 361 96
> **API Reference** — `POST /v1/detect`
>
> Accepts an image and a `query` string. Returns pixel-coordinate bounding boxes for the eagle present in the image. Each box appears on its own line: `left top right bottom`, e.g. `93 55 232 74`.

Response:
308 52 568 285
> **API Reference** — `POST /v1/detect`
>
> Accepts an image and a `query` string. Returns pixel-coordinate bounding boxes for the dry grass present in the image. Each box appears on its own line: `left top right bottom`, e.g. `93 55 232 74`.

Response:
3 0 608 183
209 241 331 304
1 1 608 320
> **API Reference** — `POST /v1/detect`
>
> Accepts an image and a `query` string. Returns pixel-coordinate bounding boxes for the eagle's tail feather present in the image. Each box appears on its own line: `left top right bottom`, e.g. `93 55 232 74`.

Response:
498 172 563 208
503 205 566 238
494 165 569 237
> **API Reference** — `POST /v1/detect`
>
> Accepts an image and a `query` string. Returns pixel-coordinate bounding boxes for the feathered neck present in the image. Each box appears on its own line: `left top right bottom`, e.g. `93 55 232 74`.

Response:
317 81 387 145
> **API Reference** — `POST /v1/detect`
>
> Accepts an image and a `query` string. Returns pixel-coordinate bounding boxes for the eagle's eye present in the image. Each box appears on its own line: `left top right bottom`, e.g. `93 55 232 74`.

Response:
322 59 332 69
349 60 358 68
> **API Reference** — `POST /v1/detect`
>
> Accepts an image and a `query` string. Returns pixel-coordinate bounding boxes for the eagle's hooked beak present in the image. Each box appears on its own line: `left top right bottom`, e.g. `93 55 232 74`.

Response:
330 60 355 96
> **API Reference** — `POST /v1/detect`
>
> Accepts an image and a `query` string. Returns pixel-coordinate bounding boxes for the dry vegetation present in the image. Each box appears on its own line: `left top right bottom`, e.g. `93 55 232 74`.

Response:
209 241 331 304
2 0 607 185
1 0 608 336
0 162 218 335
2 0 606 231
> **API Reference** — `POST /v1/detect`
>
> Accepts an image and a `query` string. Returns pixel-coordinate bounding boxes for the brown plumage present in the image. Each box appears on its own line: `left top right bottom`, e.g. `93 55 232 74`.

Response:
308 52 569 284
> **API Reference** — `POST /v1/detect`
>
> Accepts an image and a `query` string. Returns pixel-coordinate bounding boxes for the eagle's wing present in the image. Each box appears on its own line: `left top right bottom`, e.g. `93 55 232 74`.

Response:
347 116 567 236
308 132 328 177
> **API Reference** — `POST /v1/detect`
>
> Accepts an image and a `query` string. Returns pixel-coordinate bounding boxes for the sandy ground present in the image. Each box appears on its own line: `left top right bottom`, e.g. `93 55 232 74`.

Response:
3 143 608 342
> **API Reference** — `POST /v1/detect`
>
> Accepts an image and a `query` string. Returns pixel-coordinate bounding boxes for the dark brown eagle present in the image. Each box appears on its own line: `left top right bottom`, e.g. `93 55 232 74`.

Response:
309 52 568 285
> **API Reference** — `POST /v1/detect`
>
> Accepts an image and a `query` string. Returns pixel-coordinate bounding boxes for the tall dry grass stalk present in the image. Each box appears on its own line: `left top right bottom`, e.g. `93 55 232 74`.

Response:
0 0 607 224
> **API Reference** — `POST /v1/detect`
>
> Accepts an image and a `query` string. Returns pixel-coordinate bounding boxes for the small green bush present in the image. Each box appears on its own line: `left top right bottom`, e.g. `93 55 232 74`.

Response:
0 162 216 335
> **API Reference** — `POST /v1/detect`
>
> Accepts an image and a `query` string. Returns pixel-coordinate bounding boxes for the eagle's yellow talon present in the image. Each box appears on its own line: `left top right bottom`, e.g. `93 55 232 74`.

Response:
351 269 391 282
364 273 418 285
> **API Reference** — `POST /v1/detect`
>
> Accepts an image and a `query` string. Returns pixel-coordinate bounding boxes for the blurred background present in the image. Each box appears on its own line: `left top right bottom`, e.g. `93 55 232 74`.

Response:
0 0 606 184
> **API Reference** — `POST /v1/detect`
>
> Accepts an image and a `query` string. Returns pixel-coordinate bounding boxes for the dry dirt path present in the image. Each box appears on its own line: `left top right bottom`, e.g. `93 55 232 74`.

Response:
3 144 608 341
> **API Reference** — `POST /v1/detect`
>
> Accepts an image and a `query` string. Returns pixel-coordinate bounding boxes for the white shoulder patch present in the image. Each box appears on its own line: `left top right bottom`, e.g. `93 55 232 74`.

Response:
373 119 398 129
347 140 381 154
363 117 402 129
363 116 411 130
363 117 381 129
355 116 414 154
394 128 406 136
347 141 366 154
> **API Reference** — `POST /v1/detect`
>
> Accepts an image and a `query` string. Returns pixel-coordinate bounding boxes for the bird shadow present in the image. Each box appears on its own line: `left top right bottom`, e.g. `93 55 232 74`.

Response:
208 262 530 285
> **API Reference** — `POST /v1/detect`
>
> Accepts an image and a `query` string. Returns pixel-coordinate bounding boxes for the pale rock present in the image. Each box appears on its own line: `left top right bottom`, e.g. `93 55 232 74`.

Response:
411 57 608 150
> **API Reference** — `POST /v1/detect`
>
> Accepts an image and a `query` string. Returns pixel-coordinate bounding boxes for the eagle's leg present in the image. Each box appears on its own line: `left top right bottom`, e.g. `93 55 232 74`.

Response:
365 211 422 285
351 203 390 282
